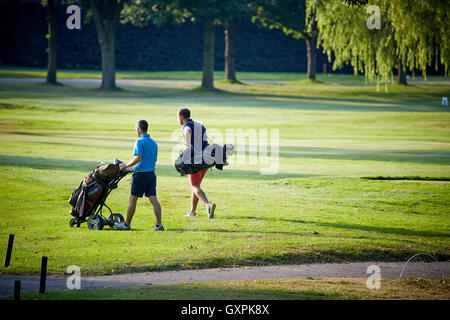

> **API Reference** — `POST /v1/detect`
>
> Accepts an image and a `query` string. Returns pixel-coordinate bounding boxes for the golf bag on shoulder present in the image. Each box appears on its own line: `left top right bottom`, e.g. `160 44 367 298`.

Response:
174 143 234 176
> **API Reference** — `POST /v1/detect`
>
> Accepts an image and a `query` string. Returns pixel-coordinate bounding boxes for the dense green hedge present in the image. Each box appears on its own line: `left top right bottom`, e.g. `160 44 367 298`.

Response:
0 1 339 72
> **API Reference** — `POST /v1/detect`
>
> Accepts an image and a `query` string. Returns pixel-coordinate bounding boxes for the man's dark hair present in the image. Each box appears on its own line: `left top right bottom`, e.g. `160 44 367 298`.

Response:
137 120 148 133
178 108 191 119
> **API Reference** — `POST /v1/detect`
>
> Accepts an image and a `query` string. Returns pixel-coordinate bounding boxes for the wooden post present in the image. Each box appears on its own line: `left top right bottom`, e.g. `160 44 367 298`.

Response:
14 280 21 301
4 234 14 267
39 256 48 293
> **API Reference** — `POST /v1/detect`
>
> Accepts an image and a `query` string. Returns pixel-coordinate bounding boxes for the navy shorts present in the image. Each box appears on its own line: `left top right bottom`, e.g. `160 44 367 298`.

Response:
131 171 157 197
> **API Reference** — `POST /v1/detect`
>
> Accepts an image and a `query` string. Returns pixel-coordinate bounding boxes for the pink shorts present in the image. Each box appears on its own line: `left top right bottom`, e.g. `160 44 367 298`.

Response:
189 169 208 186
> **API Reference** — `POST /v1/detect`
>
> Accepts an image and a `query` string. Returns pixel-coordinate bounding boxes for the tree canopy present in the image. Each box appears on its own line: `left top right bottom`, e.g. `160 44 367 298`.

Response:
251 0 320 79
122 0 250 25
250 0 308 40
310 0 450 90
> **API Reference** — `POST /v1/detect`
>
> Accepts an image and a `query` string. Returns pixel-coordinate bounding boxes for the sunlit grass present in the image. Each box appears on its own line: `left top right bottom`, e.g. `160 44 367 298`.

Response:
0 76 449 276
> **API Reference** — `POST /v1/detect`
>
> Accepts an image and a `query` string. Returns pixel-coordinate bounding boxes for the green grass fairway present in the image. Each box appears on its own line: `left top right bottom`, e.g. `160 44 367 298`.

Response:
7 278 450 300
0 71 449 276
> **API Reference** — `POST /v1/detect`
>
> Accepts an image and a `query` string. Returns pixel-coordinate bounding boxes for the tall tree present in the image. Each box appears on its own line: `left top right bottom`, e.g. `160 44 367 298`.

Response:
223 20 237 82
172 0 256 87
42 0 58 84
251 0 318 80
122 0 217 89
83 0 129 90
123 0 249 89
200 16 215 89
310 0 450 89
176 0 233 89
222 0 250 83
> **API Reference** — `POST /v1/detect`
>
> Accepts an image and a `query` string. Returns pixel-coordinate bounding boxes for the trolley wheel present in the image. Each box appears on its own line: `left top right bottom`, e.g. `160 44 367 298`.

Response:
69 218 77 228
108 213 124 228
87 215 105 231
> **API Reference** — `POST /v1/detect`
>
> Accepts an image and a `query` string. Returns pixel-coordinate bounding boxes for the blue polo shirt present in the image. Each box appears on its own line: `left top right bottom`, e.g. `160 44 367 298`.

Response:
133 134 157 172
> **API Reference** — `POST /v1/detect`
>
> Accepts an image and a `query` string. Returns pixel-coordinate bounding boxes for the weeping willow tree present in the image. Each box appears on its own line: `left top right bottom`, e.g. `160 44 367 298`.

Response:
309 0 450 91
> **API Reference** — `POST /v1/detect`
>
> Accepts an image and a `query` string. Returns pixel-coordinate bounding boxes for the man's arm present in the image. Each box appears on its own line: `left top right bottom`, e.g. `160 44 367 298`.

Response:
120 139 143 170
122 154 142 169
183 126 191 146
120 154 142 170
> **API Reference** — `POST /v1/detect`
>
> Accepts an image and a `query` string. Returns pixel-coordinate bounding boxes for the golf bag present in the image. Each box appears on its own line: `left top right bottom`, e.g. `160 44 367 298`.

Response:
69 163 119 218
174 143 234 176
68 159 130 230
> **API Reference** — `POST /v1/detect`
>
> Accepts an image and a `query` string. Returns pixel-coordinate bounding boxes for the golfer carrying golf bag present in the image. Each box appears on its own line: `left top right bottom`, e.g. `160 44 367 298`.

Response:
178 108 216 219
114 120 164 231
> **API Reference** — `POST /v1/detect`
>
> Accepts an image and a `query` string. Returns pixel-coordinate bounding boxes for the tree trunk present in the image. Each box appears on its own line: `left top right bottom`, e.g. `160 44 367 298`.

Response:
46 0 57 84
305 34 317 80
224 20 237 83
397 57 407 85
201 18 215 89
90 0 123 90
100 28 116 89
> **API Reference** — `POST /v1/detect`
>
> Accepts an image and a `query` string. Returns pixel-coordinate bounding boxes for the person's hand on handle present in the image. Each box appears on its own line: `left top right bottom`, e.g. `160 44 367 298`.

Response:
120 155 141 171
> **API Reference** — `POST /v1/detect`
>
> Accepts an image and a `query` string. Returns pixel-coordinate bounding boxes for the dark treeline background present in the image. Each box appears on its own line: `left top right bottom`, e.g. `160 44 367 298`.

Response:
0 1 342 73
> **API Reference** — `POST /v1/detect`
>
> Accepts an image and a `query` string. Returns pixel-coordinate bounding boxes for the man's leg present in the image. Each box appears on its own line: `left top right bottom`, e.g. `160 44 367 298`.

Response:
188 169 215 218
191 185 209 205
191 184 215 219
189 169 209 206
126 195 138 226
149 195 162 226
190 190 200 213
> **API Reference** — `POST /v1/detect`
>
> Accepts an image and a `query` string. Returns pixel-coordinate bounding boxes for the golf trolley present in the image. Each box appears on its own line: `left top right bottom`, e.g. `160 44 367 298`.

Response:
69 159 132 231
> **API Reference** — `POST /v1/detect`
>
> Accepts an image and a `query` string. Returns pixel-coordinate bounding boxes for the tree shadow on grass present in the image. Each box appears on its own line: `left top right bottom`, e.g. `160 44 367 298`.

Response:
10 131 135 142
277 146 450 165
222 215 450 238
8 131 450 167
0 155 100 171
7 134 450 166
310 221 450 238
4 80 447 112
165 227 423 244
0 155 314 180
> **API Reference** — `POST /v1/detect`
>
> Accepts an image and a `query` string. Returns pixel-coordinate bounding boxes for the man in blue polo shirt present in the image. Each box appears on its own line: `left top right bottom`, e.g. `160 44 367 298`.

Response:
114 120 163 231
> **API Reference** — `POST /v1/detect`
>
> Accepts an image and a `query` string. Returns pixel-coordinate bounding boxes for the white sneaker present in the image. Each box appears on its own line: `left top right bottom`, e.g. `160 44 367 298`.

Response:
207 202 216 219
114 221 130 230
185 212 196 217
152 224 164 231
